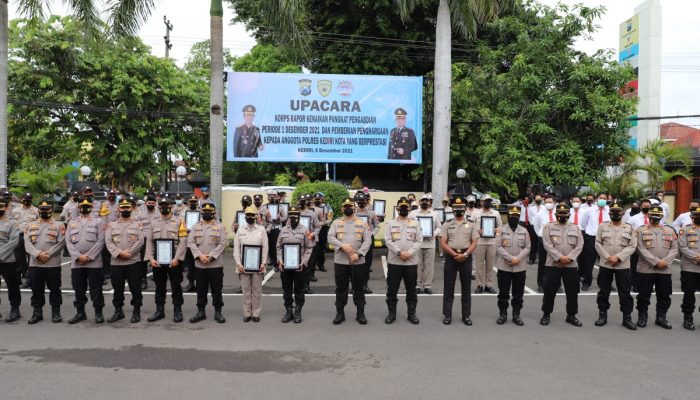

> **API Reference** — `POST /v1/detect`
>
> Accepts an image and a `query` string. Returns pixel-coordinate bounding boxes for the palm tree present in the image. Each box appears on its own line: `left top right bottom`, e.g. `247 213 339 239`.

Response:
0 0 156 187
637 139 692 193
397 0 508 199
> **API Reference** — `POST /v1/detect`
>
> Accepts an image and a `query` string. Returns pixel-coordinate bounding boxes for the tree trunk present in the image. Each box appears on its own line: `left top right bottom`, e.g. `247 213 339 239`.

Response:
210 0 224 214
431 0 451 200
0 1 8 187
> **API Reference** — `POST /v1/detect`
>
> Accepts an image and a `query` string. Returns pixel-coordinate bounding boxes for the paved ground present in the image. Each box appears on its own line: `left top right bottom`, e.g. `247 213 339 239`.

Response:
1 249 699 400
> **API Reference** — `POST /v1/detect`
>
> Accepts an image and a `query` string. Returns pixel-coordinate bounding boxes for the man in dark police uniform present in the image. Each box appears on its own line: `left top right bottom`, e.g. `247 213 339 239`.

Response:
387 108 417 160
233 104 264 158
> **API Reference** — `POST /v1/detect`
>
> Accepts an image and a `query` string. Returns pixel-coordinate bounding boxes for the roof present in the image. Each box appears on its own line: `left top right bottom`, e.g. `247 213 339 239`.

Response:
660 122 700 143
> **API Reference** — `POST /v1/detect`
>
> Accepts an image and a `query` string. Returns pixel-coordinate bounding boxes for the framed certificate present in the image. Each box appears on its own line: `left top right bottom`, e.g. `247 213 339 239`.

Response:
283 243 302 271
373 199 386 216
434 208 445 223
417 216 434 238
481 216 497 238
279 202 290 216
299 215 312 230
185 211 200 230
236 211 247 227
155 239 174 266
445 211 455 222
242 245 262 272
268 204 279 221
358 215 369 226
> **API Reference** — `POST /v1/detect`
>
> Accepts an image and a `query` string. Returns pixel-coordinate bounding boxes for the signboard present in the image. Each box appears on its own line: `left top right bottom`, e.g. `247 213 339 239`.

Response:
619 14 640 149
226 72 423 164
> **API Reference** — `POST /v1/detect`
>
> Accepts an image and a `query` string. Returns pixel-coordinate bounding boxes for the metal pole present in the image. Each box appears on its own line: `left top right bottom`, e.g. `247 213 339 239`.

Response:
163 16 173 58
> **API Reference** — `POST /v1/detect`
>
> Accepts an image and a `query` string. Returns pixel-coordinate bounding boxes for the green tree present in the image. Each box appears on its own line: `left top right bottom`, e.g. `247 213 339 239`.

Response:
10 156 75 199
292 181 348 220
636 139 692 194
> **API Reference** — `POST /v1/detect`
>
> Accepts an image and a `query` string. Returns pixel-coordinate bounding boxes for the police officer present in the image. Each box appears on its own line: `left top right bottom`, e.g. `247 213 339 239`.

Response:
105 199 145 323
678 206 700 330
172 193 187 218
137 194 161 290
306 193 326 276
298 194 320 293
183 195 200 292
14 192 38 288
82 187 102 218
387 108 417 160
188 203 227 323
232 195 257 234
25 201 65 324
328 198 372 325
593 202 637 330
409 194 441 294
384 198 422 324
438 197 479 325
260 190 286 270
354 192 379 294
0 200 21 322
100 189 119 284
276 207 313 323
473 194 502 294
233 105 263 157
635 205 678 329
495 206 531 326
60 191 80 223
145 197 188 323
312 192 331 273
540 203 584 327
234 206 268 322
66 198 106 324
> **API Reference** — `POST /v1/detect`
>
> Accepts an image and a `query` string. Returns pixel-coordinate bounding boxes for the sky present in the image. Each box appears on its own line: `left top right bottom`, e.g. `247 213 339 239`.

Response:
7 0 700 127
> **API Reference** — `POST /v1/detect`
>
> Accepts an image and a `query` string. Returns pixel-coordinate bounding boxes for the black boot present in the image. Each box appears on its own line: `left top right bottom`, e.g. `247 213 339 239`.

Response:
190 307 206 323
333 307 345 325
565 314 582 327
540 313 551 326
363 286 373 294
655 314 672 329
512 310 524 326
51 306 62 323
356 306 367 325
68 307 87 324
385 305 396 324
147 305 165 322
281 306 294 323
141 278 148 290
27 307 43 324
407 306 419 325
293 305 303 323
94 308 104 323
637 311 648 328
130 306 141 323
214 307 226 323
107 307 125 323
496 309 507 325
683 313 695 331
173 305 183 323
5 306 21 323
622 313 637 330
594 311 607 327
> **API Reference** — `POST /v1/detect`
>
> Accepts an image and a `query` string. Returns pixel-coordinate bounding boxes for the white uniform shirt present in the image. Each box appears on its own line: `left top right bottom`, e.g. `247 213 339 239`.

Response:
580 205 610 236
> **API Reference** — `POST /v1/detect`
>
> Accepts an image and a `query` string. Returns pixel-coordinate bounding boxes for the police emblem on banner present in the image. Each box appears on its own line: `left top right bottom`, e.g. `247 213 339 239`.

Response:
299 79 312 96
317 80 332 97
337 80 353 97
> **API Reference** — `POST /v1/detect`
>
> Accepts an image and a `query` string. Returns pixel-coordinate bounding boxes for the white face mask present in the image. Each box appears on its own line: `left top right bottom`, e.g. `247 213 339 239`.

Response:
544 203 555 211
571 201 581 209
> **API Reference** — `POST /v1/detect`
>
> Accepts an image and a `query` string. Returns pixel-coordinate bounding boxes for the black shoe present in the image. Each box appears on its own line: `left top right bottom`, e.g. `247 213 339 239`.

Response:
581 284 590 292
130 307 141 323
304 286 314 294
148 306 165 322
566 315 583 327
51 307 62 323
385 312 396 324
622 314 637 330
416 287 422 294
333 309 345 325
252 316 260 322
28 309 43 324
107 308 125 323
356 309 367 325
185 282 197 292
4 307 21 323
68 310 87 324
310 276 318 282
189 309 207 323
475 286 484 294
484 287 498 294
540 313 550 326
282 307 294 323
424 288 434 295
512 311 524 326
683 314 695 331
94 309 104 324
497 312 507 325
243 316 252 322
594 312 607 327
293 306 302 323
655 316 672 329
637 314 648 328
443 316 452 325
363 286 373 294
214 308 226 323
407 313 419 325
173 306 183 323
318 266 327 272
462 316 472 326
141 279 147 290
537 286 543 293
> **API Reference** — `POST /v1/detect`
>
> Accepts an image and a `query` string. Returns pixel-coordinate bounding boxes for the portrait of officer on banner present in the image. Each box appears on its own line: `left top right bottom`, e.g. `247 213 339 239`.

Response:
233 104 264 158
387 108 417 160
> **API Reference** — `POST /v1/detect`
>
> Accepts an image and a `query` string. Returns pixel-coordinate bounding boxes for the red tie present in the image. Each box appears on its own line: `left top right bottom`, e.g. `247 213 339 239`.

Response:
549 211 553 223
598 208 603 224
574 210 578 225
644 214 648 225
525 207 529 224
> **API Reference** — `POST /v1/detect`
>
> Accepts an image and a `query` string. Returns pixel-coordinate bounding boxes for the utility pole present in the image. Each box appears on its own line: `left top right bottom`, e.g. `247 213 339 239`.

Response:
162 16 173 193
163 16 173 58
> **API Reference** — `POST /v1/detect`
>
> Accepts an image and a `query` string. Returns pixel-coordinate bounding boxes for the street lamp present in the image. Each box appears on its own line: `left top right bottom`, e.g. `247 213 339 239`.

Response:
176 166 187 193
455 169 469 197
80 165 91 181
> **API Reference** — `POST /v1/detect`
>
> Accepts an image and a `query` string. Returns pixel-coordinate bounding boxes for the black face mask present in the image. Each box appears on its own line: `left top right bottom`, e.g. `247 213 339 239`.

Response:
23 199 31 206
107 196 116 202
120 210 131 218
189 203 198 210
202 213 214 221
71 196 79 202
85 195 94 202
508 216 519 229
631 206 640 212
80 206 92 215
482 200 492 209
650 215 662 224
254 201 262 208
556 215 569 224
0 210 4 217
146 205 155 211
290 217 300 228
420 202 429 210
314 200 322 206
242 200 251 207
641 207 650 214
203 193 210 199
535 200 542 205
399 208 409 217
610 213 623 222
454 209 465 217
693 216 700 225
160 207 171 215
245 217 255 224
343 207 354 216
40 212 52 220
298 201 306 210
357 201 367 208
587 199 594 205
467 201 476 208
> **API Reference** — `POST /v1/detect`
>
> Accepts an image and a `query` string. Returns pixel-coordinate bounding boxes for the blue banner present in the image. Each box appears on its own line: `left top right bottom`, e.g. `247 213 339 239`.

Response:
226 72 423 164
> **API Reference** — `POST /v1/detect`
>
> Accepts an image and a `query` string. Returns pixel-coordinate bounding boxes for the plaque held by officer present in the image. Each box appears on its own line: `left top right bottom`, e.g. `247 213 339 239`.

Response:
185 210 200 231
243 245 262 273
373 199 386 217
283 243 302 271
417 216 434 238
155 239 174 266
481 216 497 238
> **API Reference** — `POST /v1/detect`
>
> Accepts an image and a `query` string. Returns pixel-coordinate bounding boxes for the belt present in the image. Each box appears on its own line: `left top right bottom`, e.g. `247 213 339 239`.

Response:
451 248 466 254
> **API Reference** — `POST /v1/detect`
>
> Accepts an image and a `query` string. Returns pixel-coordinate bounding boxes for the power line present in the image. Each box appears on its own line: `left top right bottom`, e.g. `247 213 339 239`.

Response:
630 114 700 121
